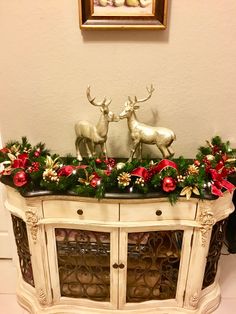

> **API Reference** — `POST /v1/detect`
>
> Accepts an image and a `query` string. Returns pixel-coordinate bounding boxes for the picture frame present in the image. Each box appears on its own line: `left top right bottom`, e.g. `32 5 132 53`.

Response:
78 0 167 30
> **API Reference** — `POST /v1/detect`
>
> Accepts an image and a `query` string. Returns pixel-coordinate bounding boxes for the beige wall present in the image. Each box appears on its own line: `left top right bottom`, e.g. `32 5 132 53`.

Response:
0 0 236 158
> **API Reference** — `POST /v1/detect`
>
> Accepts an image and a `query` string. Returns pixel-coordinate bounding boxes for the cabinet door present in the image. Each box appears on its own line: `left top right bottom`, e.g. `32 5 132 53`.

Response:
118 226 193 310
46 224 119 310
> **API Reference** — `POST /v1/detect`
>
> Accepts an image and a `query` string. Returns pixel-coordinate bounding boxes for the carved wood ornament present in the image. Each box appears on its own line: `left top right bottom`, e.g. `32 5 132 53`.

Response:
25 208 39 243
190 292 199 307
38 288 47 305
199 209 215 247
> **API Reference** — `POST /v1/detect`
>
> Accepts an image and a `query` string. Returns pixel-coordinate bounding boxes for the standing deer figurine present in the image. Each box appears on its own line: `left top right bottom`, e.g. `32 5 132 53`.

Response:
75 86 119 161
119 85 176 162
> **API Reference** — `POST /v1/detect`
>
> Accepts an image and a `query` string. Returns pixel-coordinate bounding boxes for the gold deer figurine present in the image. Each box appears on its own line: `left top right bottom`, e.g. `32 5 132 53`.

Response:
75 86 119 161
119 85 176 162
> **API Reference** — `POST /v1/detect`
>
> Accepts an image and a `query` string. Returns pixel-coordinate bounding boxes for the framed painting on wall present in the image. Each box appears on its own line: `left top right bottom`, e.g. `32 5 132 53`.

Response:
78 0 167 30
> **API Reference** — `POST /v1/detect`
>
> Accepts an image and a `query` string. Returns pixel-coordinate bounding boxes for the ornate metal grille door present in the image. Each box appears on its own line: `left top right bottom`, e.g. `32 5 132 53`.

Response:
11 215 35 287
55 228 111 301
202 219 226 290
126 230 183 302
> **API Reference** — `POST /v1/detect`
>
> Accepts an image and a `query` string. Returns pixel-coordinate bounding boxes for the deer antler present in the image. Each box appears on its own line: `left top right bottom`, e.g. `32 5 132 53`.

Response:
86 86 112 107
134 84 155 104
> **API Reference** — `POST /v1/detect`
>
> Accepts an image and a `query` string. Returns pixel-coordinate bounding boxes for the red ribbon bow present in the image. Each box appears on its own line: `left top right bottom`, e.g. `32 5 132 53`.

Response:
12 153 29 169
209 168 235 196
131 159 178 182
131 167 149 182
152 159 178 173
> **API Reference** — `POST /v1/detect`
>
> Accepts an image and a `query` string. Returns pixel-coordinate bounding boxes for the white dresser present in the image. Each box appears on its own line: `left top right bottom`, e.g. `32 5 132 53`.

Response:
5 186 234 314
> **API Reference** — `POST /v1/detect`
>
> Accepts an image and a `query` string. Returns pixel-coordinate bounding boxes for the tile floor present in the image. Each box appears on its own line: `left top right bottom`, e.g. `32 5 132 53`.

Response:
0 250 236 314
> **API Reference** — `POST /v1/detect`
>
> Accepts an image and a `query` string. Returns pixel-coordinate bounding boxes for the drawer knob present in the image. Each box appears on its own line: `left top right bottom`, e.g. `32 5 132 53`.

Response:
77 209 84 216
156 209 162 216
119 263 125 269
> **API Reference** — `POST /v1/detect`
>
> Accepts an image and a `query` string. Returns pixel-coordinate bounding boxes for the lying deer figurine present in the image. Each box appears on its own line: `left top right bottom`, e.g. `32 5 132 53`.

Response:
119 85 176 162
75 86 119 161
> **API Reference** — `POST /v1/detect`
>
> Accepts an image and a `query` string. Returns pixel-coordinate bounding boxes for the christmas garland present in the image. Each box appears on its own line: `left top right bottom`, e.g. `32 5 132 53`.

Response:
0 136 236 203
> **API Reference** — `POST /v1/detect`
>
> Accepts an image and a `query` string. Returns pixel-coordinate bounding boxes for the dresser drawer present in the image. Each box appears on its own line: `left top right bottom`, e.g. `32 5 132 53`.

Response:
120 201 197 221
43 200 119 222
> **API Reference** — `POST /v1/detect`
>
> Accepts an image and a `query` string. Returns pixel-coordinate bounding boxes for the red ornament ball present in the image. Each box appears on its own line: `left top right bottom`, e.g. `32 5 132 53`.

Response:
90 172 101 188
194 160 200 167
13 171 28 187
34 150 40 157
162 177 176 192
90 177 101 188
95 158 102 164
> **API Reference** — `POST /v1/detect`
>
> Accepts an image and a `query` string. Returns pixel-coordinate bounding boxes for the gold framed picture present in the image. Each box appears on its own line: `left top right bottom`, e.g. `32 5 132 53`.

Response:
78 0 167 30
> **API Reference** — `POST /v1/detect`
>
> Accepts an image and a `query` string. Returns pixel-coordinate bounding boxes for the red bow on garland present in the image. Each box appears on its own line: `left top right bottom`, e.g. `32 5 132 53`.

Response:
209 165 235 196
131 159 178 182
151 159 178 174
131 167 149 181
